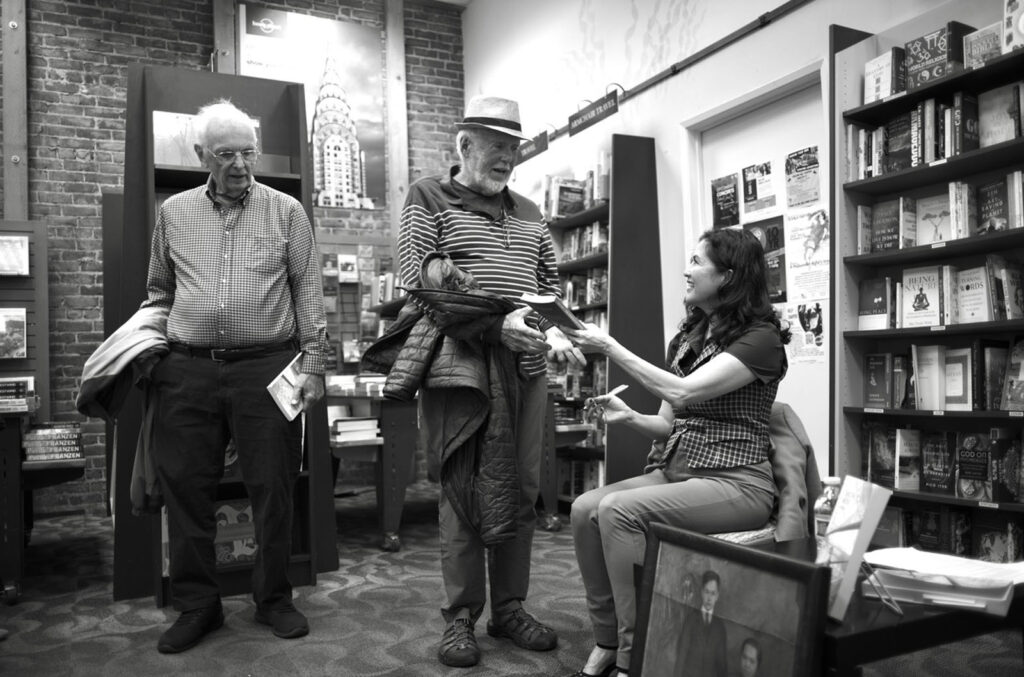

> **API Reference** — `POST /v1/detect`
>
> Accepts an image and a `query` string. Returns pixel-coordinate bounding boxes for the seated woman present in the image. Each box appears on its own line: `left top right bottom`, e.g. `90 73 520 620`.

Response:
564 228 791 677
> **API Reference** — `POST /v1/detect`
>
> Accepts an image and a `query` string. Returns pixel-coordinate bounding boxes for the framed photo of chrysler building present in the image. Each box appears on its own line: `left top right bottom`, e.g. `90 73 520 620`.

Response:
238 3 386 209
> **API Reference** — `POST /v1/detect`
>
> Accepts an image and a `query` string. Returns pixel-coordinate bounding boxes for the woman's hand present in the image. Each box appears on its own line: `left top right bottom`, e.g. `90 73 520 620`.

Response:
565 322 616 355
584 393 632 425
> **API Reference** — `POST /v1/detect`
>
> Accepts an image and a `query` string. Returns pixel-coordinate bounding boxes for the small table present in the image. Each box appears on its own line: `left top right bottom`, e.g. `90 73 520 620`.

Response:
768 538 1024 676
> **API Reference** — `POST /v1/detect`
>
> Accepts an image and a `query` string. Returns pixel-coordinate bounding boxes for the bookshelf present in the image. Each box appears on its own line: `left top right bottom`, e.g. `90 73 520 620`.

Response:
831 1 1024 559
111 64 337 602
546 134 664 501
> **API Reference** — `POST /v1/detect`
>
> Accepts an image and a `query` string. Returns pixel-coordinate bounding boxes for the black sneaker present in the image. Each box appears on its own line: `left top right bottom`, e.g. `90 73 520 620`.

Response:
438 618 480 667
254 602 309 639
157 603 224 654
486 608 557 651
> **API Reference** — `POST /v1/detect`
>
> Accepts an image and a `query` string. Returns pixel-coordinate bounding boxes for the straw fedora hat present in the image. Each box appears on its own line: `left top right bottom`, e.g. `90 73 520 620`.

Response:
455 95 530 140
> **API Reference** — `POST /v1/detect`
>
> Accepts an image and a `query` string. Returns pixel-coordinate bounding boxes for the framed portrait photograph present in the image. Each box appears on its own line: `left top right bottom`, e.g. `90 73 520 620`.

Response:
633 523 830 677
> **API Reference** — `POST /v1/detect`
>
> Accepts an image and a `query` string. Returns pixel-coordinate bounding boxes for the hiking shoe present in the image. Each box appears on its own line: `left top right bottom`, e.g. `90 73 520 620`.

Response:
486 608 557 651
254 602 309 639
438 617 480 667
157 603 224 653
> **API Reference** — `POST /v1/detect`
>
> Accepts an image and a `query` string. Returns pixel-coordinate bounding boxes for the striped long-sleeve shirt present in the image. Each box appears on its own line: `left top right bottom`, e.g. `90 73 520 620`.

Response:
397 167 560 377
141 178 328 375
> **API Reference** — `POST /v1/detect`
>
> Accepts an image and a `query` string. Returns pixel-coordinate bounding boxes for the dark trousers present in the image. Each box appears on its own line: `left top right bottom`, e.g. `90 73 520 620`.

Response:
151 349 303 612
423 374 547 624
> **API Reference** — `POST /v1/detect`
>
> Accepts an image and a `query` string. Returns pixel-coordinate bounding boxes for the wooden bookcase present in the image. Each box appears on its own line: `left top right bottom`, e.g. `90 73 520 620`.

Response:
830 2 1024 555
547 134 664 502
111 64 337 603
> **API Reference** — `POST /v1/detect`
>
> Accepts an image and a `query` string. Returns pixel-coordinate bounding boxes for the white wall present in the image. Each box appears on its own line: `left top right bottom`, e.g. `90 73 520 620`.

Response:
460 0 945 469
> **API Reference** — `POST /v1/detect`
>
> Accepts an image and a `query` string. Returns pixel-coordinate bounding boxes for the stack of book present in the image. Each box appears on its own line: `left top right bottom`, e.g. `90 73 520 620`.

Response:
21 422 83 469
0 376 36 414
331 417 381 446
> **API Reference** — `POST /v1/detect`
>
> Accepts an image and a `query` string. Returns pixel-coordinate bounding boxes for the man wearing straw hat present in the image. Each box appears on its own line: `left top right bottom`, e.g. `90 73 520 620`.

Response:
397 95 585 667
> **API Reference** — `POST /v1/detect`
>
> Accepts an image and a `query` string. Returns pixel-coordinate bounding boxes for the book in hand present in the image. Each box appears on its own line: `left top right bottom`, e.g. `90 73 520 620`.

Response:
266 352 304 421
520 292 585 330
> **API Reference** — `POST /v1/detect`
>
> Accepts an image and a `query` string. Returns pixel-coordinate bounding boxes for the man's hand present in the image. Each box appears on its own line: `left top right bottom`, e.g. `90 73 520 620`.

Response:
290 373 325 413
544 326 586 368
500 306 551 354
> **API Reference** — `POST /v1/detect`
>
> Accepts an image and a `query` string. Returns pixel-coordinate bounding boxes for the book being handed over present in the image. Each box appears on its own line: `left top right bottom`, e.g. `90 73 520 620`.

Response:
520 292 586 331
266 352 304 421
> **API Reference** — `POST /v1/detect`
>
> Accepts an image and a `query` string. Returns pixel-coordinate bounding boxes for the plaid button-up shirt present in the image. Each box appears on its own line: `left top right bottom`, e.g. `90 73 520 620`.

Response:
142 179 327 375
659 320 786 472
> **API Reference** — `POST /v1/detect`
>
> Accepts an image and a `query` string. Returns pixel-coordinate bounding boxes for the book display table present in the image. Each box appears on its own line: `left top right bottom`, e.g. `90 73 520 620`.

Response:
767 538 1024 676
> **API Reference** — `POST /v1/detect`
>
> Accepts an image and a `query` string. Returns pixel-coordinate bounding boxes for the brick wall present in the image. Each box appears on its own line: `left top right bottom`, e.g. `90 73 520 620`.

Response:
0 0 464 515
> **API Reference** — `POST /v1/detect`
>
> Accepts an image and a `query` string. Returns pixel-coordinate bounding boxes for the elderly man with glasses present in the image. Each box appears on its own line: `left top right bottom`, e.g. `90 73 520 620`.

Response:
141 98 327 654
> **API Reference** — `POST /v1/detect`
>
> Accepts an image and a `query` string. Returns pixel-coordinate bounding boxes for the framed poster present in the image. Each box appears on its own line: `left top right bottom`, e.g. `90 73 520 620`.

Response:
238 3 386 209
633 523 829 677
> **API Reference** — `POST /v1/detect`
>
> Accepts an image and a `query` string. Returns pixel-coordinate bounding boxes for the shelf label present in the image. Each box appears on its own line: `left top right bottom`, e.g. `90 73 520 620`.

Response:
930 158 947 166
883 91 907 102
929 325 947 331
1010 411 1024 418
863 407 884 414
931 410 944 416
978 501 999 509
930 242 946 249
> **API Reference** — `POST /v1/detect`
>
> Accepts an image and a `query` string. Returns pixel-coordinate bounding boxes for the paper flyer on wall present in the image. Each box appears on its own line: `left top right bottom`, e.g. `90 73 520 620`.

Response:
742 161 778 216
710 173 740 228
780 301 827 364
784 207 830 301
785 146 820 208
743 217 786 303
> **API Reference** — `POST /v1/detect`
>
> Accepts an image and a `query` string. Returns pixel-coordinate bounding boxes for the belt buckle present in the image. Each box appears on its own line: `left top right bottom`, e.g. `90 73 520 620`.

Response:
209 348 227 362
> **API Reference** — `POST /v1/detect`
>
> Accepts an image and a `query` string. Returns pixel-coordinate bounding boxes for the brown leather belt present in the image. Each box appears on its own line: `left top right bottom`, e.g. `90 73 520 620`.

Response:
168 340 296 362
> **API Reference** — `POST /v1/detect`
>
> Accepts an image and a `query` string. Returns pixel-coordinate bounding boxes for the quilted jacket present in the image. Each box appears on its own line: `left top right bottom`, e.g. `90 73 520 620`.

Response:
361 253 522 545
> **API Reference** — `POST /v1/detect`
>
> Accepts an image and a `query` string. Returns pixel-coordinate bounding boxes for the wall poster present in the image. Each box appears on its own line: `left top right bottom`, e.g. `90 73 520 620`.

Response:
238 3 386 209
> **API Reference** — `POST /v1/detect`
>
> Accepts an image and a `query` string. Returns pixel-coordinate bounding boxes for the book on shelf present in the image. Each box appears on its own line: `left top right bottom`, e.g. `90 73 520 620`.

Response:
988 426 1022 503
894 428 922 491
1010 170 1024 230
1002 336 1024 411
954 431 993 501
856 204 873 254
868 424 895 488
869 199 901 252
977 81 1022 148
265 352 303 421
963 21 1004 69
971 511 1023 563
857 276 892 331
332 417 379 433
979 339 1009 410
951 90 980 156
883 112 914 174
548 176 588 219
920 430 955 495
943 346 972 410
816 475 892 622
871 505 907 549
985 253 1012 321
901 266 945 327
892 354 911 408
955 265 994 323
949 181 977 238
912 343 946 410
922 97 938 163
978 175 1011 233
863 353 892 408
331 429 382 444
914 192 951 245
520 292 586 331
903 21 974 91
1005 0 1024 53
863 46 906 104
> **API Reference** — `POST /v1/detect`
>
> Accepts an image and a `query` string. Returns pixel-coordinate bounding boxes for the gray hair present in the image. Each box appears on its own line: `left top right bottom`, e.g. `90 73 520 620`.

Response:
194 99 258 147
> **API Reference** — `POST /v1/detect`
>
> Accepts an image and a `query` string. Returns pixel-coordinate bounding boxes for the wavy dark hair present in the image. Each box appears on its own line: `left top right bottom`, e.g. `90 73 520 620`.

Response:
681 228 791 346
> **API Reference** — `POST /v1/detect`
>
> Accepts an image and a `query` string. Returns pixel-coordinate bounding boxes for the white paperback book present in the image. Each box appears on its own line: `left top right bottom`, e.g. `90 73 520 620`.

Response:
266 352 304 421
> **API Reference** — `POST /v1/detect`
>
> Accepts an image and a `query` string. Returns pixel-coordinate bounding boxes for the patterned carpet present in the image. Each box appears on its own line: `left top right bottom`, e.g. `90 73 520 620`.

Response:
0 481 1020 676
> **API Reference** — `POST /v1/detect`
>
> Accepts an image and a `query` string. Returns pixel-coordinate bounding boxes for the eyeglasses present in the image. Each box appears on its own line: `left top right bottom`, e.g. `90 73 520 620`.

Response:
206 147 259 164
